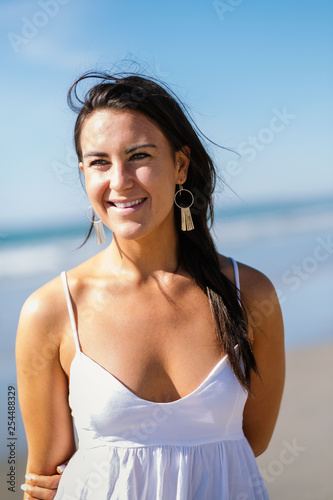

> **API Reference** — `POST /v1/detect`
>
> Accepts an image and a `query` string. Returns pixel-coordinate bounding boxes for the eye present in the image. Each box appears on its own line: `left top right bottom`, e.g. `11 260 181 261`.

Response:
130 152 150 161
89 159 110 169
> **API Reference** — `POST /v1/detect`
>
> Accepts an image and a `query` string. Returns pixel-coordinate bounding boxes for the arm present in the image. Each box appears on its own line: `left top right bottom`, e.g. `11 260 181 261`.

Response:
16 283 77 499
240 265 285 457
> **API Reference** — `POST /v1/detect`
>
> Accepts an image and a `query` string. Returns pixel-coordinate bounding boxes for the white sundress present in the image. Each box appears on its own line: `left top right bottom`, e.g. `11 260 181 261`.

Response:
54 259 269 499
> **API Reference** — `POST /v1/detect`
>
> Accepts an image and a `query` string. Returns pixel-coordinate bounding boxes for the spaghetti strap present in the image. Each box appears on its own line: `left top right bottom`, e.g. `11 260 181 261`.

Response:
229 257 241 304
61 271 81 354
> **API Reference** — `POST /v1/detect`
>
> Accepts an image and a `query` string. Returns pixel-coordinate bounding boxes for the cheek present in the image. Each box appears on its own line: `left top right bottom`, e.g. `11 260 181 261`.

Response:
85 172 108 198
137 165 176 197
135 166 152 184
135 167 162 199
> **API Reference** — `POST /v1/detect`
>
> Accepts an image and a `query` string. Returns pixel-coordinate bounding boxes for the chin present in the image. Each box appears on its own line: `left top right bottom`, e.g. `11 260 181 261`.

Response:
111 222 151 242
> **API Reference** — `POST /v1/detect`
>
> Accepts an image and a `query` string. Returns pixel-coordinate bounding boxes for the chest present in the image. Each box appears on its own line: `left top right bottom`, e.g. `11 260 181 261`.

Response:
62 281 225 403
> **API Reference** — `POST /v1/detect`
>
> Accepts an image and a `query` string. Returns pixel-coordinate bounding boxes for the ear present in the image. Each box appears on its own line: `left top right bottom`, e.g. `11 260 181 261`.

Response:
79 161 84 175
175 146 191 185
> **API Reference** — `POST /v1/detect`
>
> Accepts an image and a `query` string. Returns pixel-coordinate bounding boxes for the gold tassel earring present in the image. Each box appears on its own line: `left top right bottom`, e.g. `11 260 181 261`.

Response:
174 185 195 231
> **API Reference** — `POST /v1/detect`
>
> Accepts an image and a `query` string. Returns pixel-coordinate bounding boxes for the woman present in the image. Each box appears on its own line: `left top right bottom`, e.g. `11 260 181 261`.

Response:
16 71 285 499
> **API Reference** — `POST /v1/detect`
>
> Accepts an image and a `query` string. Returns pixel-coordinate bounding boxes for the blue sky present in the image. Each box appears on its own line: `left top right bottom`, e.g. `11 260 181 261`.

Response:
1 0 332 230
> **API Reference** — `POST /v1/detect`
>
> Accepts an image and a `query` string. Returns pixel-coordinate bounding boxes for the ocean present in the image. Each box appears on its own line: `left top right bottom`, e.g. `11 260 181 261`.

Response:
0 197 332 459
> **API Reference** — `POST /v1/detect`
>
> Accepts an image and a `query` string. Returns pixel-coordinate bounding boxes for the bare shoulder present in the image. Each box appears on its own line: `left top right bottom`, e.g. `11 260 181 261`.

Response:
218 254 283 342
17 247 110 337
237 261 283 334
19 276 64 321
16 275 68 357
218 253 276 297
16 251 100 344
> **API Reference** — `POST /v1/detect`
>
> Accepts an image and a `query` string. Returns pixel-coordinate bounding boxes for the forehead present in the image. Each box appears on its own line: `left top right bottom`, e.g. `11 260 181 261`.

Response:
80 108 166 150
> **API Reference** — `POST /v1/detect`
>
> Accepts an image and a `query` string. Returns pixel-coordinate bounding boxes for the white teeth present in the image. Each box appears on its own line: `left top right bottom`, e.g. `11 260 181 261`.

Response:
113 198 145 208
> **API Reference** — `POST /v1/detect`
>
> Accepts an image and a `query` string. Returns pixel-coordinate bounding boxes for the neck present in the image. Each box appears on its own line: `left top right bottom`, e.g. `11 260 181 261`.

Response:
106 222 181 281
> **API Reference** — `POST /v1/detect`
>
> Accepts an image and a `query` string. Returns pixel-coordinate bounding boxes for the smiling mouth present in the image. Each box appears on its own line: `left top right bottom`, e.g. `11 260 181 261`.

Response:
108 198 147 208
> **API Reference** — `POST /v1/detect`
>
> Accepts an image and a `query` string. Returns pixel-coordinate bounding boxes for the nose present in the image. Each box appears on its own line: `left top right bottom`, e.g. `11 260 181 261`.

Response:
108 160 133 192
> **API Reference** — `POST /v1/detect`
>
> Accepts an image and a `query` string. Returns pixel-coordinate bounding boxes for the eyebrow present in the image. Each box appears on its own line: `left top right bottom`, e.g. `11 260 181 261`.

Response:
125 143 157 154
83 143 157 158
83 151 109 158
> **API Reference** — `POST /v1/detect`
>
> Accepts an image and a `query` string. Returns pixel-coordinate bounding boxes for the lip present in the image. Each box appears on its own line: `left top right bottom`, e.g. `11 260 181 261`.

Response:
106 197 147 214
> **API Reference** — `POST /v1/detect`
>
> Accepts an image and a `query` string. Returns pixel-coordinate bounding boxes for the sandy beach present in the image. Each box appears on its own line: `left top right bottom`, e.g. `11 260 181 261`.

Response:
1 341 332 500
256 342 333 500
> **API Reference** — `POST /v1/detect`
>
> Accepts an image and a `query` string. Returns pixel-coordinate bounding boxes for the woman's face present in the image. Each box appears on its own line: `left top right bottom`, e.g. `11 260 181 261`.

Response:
79 108 189 241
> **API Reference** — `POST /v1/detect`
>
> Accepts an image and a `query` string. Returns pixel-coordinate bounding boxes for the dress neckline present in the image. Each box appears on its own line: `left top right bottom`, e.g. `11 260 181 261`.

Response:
71 348 236 406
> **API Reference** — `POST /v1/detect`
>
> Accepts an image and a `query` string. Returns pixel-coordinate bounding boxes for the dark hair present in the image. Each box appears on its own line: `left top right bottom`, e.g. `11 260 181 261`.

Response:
68 70 259 392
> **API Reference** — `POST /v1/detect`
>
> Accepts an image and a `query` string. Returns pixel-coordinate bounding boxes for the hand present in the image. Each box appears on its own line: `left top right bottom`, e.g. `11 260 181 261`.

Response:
21 462 68 500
